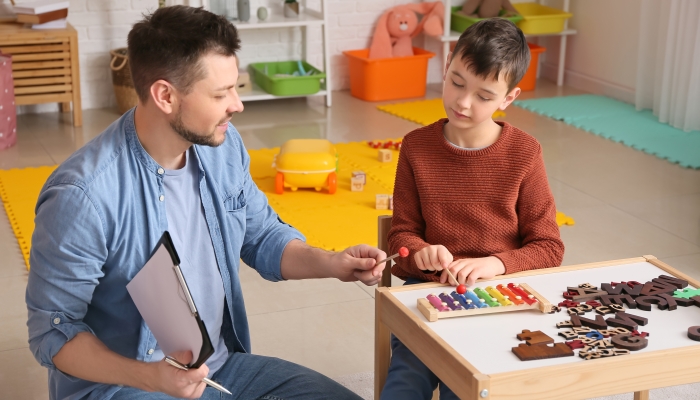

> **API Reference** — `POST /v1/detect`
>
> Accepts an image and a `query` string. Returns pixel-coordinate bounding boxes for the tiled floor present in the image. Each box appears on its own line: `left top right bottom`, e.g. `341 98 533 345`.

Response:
1 81 699 399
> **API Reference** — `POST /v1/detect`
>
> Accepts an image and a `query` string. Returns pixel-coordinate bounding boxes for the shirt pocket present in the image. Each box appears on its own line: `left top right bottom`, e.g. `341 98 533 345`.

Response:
223 188 247 249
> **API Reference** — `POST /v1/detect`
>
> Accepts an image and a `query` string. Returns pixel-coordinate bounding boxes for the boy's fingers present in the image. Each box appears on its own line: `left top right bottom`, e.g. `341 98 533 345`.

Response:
428 248 440 271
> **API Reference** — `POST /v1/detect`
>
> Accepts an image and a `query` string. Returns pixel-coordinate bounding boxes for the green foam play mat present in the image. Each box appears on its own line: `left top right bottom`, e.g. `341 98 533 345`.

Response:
514 95 700 169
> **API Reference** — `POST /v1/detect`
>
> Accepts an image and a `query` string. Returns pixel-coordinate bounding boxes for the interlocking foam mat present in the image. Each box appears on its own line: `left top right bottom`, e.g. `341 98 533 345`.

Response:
0 166 56 269
514 95 700 169
1 141 573 270
377 98 505 126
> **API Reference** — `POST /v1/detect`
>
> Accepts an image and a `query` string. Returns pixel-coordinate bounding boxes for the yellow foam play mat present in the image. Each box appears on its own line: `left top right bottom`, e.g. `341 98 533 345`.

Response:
377 98 506 126
1 142 573 270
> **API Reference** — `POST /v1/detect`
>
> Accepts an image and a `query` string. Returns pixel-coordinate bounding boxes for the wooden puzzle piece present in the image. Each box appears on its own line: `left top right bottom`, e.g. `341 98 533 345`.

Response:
611 332 648 351
516 330 554 346
578 283 597 290
673 288 700 299
601 282 642 297
640 281 676 296
512 342 573 361
635 295 669 311
599 294 637 309
585 331 604 340
566 340 585 350
590 338 614 348
652 275 688 289
486 286 513 306
688 326 700 341
585 300 602 308
630 330 649 338
567 304 593 315
571 314 607 330
606 311 648 331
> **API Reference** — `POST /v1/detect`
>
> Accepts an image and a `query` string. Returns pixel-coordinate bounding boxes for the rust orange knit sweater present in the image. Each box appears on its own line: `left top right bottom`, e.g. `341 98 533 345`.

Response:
388 119 564 282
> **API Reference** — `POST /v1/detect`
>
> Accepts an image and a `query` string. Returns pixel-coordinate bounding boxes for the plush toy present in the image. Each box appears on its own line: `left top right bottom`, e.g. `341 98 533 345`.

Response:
460 0 519 18
368 2 445 59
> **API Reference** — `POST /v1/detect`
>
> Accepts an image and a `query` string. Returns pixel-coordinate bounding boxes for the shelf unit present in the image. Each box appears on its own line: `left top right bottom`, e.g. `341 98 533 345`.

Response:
231 0 331 106
433 0 576 86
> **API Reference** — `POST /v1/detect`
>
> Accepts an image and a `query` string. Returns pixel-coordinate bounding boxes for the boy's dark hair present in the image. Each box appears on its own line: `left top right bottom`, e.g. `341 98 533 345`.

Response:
451 18 530 92
128 6 241 102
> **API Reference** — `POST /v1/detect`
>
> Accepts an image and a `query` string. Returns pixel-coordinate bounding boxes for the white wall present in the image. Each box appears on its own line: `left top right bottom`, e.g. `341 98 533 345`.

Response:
2 0 644 112
537 0 641 103
3 0 424 112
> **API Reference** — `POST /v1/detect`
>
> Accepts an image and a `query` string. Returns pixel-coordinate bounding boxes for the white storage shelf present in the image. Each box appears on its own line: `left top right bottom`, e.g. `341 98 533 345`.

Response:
232 2 331 106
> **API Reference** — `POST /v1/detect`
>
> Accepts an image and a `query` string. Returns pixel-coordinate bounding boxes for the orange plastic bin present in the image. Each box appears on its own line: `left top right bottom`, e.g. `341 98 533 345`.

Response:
343 48 435 102
518 43 546 91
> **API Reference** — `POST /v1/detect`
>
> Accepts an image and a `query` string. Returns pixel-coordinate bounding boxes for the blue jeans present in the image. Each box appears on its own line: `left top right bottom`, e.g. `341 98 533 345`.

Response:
110 352 361 400
380 279 459 400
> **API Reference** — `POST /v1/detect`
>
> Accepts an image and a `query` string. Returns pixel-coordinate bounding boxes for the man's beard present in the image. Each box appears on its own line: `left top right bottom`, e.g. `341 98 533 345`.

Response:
170 109 231 147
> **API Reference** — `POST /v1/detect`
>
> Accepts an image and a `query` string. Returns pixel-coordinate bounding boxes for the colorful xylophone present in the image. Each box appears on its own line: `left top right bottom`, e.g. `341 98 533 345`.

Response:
417 283 552 322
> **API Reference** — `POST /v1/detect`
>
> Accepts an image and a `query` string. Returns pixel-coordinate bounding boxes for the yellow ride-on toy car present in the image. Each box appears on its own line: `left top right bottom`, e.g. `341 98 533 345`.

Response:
273 139 338 194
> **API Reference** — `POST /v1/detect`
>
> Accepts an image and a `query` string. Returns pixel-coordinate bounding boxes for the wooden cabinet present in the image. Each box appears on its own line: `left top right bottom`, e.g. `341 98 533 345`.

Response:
0 22 82 126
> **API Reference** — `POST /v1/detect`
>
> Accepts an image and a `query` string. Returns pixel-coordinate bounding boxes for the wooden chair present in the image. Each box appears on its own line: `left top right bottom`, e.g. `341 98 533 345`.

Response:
377 215 393 288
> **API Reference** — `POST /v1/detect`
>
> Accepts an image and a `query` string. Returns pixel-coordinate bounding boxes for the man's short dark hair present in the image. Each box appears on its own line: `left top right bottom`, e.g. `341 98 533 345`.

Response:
128 6 241 102
451 18 530 92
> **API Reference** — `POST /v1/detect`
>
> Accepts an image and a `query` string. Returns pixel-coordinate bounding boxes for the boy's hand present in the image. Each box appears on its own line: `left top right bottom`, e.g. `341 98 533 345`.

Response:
443 256 506 287
414 245 453 274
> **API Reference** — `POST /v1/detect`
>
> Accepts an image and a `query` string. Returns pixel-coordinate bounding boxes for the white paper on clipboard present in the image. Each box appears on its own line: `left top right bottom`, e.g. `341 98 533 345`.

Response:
126 243 203 362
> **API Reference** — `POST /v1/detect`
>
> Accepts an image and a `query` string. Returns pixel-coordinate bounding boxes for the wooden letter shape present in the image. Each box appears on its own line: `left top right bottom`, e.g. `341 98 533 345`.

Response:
611 332 648 351
634 295 669 311
599 294 637 309
516 330 554 346
652 274 688 289
512 342 574 361
655 293 678 310
566 287 608 302
601 283 642 297
606 311 648 331
571 314 608 330
640 281 676 296
688 326 700 341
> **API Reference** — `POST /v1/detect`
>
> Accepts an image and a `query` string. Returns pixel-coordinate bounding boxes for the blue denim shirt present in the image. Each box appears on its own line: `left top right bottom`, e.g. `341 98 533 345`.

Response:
25 109 304 400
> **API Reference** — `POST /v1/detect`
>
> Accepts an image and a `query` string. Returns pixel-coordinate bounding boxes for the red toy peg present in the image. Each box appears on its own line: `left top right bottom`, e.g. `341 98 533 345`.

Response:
456 284 467 295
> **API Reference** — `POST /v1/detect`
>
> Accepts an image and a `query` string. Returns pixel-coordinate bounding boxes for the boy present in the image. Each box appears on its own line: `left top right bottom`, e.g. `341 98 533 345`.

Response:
382 19 565 399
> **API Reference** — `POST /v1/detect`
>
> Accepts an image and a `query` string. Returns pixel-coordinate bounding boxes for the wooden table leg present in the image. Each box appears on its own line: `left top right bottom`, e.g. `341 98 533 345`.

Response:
60 102 71 112
375 288 391 400
634 390 649 400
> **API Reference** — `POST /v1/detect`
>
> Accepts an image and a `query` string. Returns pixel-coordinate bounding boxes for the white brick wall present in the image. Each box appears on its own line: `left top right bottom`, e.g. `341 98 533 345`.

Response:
10 0 446 112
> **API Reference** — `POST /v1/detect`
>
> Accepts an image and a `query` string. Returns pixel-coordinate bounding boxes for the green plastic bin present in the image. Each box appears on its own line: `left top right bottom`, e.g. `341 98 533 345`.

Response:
249 61 326 96
450 6 523 33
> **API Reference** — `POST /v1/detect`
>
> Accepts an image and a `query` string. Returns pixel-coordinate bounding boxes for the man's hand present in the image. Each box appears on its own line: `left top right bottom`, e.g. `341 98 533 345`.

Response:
149 351 208 399
331 244 387 286
442 256 506 287
414 245 453 274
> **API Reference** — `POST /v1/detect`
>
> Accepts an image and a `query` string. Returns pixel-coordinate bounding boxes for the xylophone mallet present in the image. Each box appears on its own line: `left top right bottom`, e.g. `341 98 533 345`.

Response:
375 246 409 266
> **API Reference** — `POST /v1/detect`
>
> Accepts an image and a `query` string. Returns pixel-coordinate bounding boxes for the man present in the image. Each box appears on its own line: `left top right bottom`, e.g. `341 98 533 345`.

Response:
26 6 385 400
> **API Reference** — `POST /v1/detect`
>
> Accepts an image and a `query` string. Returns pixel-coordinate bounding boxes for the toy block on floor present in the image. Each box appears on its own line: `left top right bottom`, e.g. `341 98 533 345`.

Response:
378 149 392 162
351 171 366 184
376 194 389 210
350 177 364 192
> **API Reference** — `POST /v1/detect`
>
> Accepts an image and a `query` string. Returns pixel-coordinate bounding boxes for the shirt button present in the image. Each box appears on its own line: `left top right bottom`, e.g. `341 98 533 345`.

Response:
53 317 61 324
159 195 164 202
147 349 154 355
157 168 164 175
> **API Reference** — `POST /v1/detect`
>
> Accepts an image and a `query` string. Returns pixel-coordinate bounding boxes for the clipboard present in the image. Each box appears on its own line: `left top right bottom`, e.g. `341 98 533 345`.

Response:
126 231 214 368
